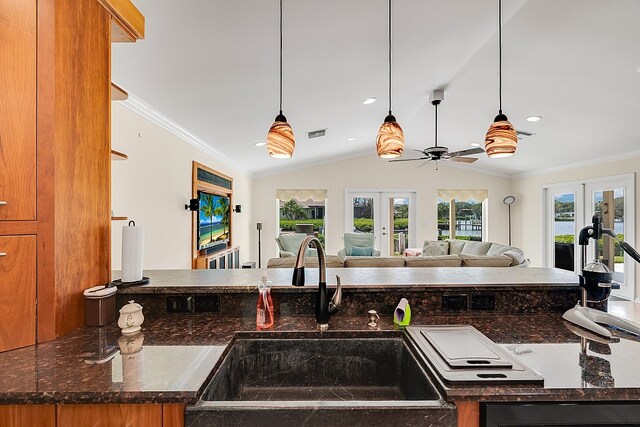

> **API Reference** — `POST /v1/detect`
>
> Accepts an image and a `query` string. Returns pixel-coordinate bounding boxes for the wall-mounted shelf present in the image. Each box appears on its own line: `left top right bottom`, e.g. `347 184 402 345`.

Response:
110 83 128 101
111 216 129 221
110 149 128 160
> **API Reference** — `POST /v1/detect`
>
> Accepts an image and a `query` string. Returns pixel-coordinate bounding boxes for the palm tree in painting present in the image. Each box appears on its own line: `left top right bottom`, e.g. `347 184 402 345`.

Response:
201 194 215 243
214 197 230 240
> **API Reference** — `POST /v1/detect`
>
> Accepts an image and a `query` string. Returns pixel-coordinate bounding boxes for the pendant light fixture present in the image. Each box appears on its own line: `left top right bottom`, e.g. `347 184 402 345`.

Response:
484 0 517 158
267 0 295 158
376 0 404 159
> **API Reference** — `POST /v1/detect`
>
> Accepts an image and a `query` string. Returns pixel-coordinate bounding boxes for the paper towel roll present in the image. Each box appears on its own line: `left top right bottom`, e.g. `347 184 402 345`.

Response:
121 222 144 282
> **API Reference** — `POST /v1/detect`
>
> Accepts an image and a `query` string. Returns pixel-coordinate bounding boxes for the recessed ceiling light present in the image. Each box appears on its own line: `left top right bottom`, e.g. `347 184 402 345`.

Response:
347 137 356 142
470 143 481 147
254 141 266 147
526 115 542 122
362 97 377 105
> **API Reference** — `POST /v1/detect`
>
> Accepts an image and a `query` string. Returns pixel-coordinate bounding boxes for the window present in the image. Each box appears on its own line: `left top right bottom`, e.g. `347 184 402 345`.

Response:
276 189 327 248
437 190 488 242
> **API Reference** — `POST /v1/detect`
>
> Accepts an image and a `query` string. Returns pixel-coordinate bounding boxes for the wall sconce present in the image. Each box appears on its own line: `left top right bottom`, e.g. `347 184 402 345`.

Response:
233 205 242 213
185 198 198 211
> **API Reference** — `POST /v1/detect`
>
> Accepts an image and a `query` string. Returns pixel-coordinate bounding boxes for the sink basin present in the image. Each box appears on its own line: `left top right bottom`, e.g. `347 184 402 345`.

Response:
185 331 455 427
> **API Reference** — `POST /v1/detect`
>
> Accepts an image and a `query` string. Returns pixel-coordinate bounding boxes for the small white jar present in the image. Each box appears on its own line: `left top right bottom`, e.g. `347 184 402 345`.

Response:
118 300 144 335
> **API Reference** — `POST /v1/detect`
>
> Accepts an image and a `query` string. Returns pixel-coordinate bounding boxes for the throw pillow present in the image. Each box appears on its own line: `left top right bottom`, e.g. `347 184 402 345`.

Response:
349 246 374 256
422 240 449 256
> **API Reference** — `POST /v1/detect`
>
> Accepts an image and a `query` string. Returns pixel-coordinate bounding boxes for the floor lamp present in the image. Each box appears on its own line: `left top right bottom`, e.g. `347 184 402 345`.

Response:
257 222 262 269
503 196 515 246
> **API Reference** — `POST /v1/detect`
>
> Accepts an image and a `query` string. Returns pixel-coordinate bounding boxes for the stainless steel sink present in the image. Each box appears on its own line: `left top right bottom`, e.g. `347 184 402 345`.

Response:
185 331 455 427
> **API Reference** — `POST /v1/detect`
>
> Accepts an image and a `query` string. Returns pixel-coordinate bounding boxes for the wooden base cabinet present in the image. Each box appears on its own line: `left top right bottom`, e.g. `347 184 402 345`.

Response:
0 236 36 352
0 404 184 427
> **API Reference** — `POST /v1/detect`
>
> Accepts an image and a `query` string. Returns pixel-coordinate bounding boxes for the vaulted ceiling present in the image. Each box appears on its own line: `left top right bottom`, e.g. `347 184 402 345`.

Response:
112 0 640 177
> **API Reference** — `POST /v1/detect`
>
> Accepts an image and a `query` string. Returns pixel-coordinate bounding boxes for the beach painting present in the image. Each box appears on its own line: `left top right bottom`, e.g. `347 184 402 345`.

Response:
198 192 230 249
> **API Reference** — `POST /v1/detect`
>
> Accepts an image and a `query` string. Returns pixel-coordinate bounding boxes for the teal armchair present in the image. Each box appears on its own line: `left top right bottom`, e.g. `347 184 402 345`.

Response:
276 233 317 258
338 233 380 257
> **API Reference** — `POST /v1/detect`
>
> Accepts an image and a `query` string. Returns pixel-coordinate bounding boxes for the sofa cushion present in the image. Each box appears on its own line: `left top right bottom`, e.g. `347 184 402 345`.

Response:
447 239 466 255
460 241 492 255
344 256 405 268
406 255 462 267
422 240 449 256
349 246 374 256
486 243 511 256
267 255 344 268
459 254 513 267
502 249 526 266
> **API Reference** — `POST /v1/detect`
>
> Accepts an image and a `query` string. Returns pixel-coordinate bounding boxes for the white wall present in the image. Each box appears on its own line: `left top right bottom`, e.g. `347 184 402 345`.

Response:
111 103 253 269
511 157 640 298
251 154 514 262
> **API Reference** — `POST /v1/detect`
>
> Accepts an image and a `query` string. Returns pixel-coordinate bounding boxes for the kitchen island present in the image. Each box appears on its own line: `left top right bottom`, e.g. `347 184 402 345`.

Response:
2 268 639 426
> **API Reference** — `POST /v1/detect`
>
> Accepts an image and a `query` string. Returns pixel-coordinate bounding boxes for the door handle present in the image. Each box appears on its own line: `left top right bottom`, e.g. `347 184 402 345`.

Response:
0 253 6 257
0 201 7 206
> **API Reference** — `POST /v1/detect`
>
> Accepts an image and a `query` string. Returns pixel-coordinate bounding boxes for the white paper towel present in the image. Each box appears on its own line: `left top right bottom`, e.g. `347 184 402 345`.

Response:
121 222 144 282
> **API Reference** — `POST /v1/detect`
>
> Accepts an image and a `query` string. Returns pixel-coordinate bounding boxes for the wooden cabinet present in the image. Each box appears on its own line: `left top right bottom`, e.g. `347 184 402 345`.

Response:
0 0 37 221
196 247 240 270
0 404 183 427
0 405 55 427
0 0 144 352
0 236 36 352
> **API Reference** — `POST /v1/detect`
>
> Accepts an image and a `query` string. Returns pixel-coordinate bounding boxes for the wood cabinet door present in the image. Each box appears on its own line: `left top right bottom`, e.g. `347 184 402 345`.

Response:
0 405 55 427
0 235 36 352
0 0 37 221
57 404 162 427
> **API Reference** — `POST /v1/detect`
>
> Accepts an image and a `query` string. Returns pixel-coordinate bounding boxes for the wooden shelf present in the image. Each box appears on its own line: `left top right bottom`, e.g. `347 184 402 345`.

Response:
110 83 128 101
110 149 128 160
111 216 128 221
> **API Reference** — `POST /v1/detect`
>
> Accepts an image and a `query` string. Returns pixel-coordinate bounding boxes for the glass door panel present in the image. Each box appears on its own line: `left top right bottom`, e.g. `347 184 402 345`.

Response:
553 192 576 271
545 185 583 273
586 178 634 301
346 191 416 257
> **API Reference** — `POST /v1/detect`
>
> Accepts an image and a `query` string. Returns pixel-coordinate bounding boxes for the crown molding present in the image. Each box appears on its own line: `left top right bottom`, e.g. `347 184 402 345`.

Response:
120 93 251 176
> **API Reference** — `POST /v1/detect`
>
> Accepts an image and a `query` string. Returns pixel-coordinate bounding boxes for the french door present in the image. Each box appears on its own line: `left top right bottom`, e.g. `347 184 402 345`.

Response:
544 175 635 300
345 191 416 257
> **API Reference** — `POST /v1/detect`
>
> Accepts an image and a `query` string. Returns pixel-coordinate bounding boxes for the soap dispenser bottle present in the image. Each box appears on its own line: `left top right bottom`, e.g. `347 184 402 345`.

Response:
256 273 274 329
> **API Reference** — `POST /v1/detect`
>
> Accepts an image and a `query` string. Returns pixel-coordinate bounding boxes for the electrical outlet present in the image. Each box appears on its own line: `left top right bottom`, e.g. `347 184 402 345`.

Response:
442 294 467 311
471 294 495 311
166 296 194 313
195 296 220 313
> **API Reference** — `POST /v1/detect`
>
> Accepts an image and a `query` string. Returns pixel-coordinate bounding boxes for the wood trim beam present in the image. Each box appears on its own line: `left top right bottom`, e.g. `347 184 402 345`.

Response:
97 0 145 40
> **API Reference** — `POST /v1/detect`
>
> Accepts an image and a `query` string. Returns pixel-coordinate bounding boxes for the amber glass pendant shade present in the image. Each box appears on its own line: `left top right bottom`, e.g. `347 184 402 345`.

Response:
376 115 405 159
267 114 295 158
484 114 517 158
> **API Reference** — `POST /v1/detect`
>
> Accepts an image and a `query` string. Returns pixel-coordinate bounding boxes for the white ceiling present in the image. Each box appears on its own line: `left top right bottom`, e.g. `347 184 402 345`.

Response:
112 0 640 177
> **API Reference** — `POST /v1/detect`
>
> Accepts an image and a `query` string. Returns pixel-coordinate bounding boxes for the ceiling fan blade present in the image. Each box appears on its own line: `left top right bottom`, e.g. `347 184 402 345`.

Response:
388 157 430 163
448 147 485 157
417 160 432 168
450 156 478 163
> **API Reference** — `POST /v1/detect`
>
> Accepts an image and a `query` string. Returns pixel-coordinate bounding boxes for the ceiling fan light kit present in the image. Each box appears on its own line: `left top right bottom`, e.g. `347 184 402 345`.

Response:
484 0 517 159
267 0 295 158
376 0 405 159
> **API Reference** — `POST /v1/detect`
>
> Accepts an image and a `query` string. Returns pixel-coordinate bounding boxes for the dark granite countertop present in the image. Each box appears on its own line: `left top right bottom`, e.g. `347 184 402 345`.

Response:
2 311 640 405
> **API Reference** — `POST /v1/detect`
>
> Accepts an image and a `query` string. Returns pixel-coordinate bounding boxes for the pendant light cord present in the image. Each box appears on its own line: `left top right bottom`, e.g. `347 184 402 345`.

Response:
498 0 502 114
388 0 392 115
279 0 283 115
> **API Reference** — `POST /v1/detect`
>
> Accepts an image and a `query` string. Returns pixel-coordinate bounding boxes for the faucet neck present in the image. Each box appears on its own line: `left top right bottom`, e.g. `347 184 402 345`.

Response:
292 235 326 286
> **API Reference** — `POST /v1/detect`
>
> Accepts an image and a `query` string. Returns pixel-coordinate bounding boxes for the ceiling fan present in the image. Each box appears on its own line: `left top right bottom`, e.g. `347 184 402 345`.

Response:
389 89 484 166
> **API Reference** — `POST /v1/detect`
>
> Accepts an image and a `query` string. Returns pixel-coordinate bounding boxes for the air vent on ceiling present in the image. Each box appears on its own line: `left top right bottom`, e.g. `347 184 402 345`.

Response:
307 129 326 139
516 130 535 140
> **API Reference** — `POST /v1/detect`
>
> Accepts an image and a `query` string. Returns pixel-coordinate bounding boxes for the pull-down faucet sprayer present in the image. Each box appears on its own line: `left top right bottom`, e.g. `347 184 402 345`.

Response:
292 235 342 330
